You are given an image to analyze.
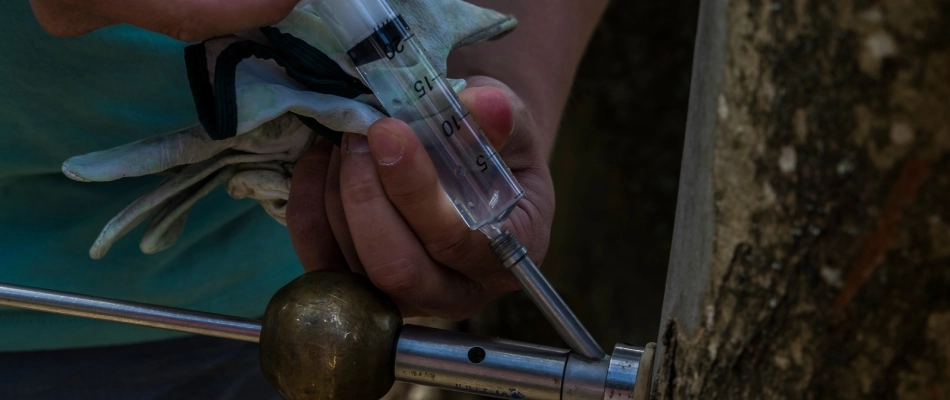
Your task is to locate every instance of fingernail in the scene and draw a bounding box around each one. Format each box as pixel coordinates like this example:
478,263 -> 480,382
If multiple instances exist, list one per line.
370,127 -> 405,165
345,133 -> 370,154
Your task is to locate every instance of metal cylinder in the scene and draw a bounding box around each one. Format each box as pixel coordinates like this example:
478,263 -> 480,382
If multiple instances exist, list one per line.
563,354 -> 611,400
0,283 -> 260,342
0,281 -> 652,400
603,344 -> 644,399
490,231 -> 607,361
395,324 -> 569,399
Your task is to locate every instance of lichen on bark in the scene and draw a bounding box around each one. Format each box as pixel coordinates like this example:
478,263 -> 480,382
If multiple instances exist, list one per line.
656,0 -> 950,398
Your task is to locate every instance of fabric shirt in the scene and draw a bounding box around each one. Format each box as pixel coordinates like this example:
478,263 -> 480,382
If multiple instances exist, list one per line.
0,2 -> 303,351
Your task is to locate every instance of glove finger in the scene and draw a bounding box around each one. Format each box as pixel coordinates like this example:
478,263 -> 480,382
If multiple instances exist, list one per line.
259,199 -> 288,226
141,208 -> 190,256
89,152 -> 283,259
233,161 -> 289,174
89,197 -> 170,260
233,72 -> 384,135
230,113 -> 319,158
227,169 -> 291,202
227,161 -> 293,228
140,166 -> 238,255
62,125 -> 230,182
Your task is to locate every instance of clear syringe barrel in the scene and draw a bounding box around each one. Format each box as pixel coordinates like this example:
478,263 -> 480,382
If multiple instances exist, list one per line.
314,0 -> 524,230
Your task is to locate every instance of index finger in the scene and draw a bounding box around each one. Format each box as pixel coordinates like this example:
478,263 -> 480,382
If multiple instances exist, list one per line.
286,139 -> 346,272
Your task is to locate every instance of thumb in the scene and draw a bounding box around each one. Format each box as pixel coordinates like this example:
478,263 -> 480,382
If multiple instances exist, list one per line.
457,85 -> 516,151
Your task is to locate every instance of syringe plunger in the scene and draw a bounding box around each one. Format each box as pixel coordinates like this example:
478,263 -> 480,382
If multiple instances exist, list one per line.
315,0 -> 393,47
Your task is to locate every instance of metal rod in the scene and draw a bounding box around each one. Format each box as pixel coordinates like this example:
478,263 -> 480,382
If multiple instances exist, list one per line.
0,283 -> 261,343
396,324 -> 570,399
489,231 -> 607,361
0,281 -> 645,399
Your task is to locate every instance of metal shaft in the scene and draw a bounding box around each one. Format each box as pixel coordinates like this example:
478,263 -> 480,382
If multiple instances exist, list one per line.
0,281 -> 648,399
396,324 -> 570,399
490,231 -> 607,360
0,283 -> 261,342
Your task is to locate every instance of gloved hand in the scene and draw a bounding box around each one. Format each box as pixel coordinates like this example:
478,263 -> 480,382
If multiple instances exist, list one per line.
63,0 -> 517,259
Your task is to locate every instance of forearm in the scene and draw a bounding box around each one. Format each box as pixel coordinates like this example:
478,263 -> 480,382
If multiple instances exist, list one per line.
448,0 -> 608,158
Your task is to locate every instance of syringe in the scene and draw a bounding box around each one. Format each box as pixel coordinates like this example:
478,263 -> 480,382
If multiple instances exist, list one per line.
314,0 -> 522,230
314,0 -> 605,361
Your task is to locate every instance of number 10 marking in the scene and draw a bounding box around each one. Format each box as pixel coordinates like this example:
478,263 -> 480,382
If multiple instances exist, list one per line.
441,113 -> 467,137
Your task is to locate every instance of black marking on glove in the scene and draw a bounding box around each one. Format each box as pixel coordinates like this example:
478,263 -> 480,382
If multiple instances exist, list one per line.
184,35 -> 370,141
296,114 -> 343,147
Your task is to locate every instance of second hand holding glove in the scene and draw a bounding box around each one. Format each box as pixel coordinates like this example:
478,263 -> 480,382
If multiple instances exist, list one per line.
62,0 -> 517,259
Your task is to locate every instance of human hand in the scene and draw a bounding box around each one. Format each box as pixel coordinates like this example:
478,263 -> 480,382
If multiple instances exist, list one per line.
29,0 -> 298,41
287,77 -> 555,320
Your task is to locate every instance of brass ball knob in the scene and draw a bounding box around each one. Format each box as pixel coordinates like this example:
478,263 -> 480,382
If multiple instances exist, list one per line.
260,270 -> 403,399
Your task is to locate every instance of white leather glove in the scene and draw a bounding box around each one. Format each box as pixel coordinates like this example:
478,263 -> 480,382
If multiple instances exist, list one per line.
62,0 -> 517,259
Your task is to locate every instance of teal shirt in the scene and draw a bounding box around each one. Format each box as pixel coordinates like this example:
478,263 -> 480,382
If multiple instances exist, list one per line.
0,3 -> 303,350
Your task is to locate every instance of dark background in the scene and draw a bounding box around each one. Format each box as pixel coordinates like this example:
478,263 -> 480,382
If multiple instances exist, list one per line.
458,0 -> 699,350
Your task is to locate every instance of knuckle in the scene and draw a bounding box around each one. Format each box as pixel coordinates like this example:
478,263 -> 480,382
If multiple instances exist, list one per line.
340,173 -> 385,207
383,175 -> 433,207
367,256 -> 420,297
508,183 -> 554,263
512,200 -> 541,241
424,230 -> 477,266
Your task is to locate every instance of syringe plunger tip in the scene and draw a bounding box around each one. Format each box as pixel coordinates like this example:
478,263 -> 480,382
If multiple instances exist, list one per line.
489,230 -> 529,270
479,223 -> 504,240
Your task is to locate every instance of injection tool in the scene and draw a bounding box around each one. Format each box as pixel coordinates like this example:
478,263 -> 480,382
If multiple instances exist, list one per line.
0,1 -> 657,398
314,0 -> 607,362
314,0 -> 523,230
0,272 -> 656,400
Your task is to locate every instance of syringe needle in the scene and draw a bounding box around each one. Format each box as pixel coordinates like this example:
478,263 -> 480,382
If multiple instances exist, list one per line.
489,230 -> 606,361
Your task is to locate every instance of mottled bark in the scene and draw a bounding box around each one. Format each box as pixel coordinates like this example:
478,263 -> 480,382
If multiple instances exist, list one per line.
656,0 -> 950,399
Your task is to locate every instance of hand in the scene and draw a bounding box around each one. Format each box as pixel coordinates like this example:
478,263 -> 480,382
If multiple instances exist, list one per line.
287,77 -> 555,320
29,0 -> 298,41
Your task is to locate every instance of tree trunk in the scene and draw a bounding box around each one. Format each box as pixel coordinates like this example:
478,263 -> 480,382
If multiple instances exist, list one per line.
655,0 -> 950,398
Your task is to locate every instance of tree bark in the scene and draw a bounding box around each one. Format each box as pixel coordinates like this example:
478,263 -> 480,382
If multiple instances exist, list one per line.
655,0 -> 950,398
